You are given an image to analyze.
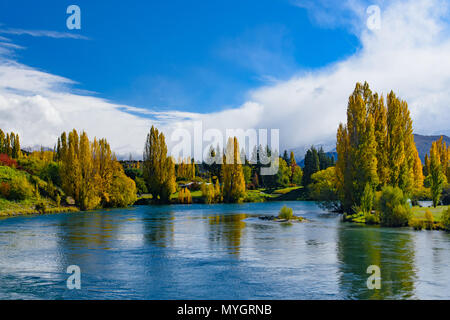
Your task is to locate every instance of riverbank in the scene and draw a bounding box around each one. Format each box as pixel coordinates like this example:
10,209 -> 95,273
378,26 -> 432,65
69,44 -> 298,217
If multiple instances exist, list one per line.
134,186 -> 307,205
344,205 -> 450,231
0,198 -> 79,217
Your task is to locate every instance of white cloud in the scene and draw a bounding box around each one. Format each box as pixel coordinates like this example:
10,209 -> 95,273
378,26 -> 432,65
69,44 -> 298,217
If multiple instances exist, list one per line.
0,28 -> 89,40
0,0 -> 449,160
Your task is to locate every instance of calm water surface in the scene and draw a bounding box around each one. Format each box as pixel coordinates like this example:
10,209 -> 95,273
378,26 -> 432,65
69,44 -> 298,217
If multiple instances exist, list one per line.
0,201 -> 449,300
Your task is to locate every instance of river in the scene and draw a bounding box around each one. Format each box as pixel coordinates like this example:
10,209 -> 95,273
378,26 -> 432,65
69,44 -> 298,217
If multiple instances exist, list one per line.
0,201 -> 449,299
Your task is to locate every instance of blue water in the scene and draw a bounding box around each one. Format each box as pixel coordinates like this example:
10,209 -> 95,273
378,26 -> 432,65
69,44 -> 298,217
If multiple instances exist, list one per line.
0,201 -> 450,300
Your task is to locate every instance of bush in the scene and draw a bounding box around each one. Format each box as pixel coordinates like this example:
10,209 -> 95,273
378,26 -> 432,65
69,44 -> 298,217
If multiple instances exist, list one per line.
35,201 -> 47,214
8,176 -> 34,200
424,209 -> 434,230
39,162 -> 61,187
308,167 -> 341,212
441,207 -> 450,231
364,211 -> 380,225
278,205 -> 293,220
106,172 -> 138,208
410,218 -> 425,230
0,182 -> 10,198
0,154 -> 17,167
55,194 -> 61,207
378,186 -> 411,227
134,176 -> 148,194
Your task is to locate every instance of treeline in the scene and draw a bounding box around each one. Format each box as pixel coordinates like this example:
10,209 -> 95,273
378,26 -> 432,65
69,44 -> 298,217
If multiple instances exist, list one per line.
0,129 -> 136,212
132,126 -> 311,204
0,129 -> 21,159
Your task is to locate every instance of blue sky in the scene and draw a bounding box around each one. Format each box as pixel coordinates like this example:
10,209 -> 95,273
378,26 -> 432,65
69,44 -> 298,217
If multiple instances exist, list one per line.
0,0 -> 449,158
0,0 -> 359,113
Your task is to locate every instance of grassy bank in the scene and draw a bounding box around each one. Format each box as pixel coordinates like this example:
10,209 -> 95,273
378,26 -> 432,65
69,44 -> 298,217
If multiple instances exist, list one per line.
0,198 -> 79,217
412,205 -> 449,222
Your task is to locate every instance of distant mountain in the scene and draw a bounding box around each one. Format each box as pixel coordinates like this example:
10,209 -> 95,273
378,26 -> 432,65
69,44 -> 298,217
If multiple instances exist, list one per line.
287,142 -> 336,166
292,134 -> 449,167
414,134 -> 450,161
21,145 -> 53,153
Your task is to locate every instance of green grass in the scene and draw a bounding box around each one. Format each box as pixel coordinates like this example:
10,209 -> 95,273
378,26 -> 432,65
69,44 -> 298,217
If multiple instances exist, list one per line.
0,165 -> 29,181
170,190 -> 202,200
0,197 -> 79,217
243,190 -> 274,202
272,186 -> 302,195
412,205 -> 449,222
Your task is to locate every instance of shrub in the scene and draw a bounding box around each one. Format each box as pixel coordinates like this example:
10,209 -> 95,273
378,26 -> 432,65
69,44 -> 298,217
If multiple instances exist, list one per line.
424,209 -> 434,230
0,182 -> 10,198
8,176 -> 34,200
106,172 -> 138,208
134,176 -> 148,194
441,207 -> 450,231
35,201 -> 47,214
278,205 -> 293,220
410,219 -> 424,230
378,186 -> 411,227
364,211 -> 380,225
55,194 -> 61,207
0,154 -> 17,167
39,162 -> 61,187
308,167 -> 341,212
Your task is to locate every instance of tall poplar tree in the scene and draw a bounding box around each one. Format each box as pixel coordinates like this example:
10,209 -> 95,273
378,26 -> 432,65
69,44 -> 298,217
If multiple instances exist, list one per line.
143,126 -> 176,203
221,137 -> 246,203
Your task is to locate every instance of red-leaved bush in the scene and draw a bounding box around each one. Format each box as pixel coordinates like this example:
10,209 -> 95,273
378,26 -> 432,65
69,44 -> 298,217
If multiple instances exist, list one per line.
0,182 -> 10,198
0,154 -> 17,168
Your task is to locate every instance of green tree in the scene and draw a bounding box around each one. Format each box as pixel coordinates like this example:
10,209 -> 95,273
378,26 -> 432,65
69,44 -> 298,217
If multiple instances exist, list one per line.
336,82 -> 379,213
303,147 -> 320,187
378,186 -> 411,227
291,166 -> 303,186
276,158 -> 291,187
309,167 -> 341,212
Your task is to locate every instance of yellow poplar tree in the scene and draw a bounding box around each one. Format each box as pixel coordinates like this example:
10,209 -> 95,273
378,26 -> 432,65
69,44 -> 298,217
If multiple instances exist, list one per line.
143,126 -> 176,203
221,137 -> 246,203
429,140 -> 446,207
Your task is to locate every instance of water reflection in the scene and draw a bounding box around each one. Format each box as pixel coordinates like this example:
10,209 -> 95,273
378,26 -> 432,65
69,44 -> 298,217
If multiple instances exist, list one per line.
57,211 -> 120,249
142,211 -> 175,247
1,202 -> 450,299
337,225 -> 417,299
208,213 -> 247,255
